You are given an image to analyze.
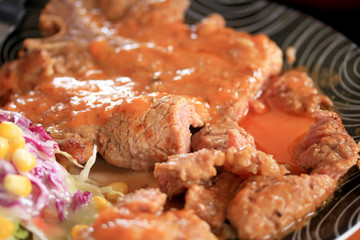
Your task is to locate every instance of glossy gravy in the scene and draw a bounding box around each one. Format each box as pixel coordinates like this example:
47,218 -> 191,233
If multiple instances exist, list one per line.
5,0 -> 305,180
239,105 -> 314,173
6,7 -> 282,134
90,104 -> 312,188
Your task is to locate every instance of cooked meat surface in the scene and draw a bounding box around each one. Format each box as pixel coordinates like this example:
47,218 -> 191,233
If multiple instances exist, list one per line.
56,132 -> 95,164
296,110 -> 359,180
99,0 -> 138,21
184,172 -> 241,232
265,70 -> 332,114
0,0 -> 359,239
154,149 -> 224,197
227,174 -> 337,240
155,146 -> 288,197
80,187 -> 216,240
86,208 -> 217,240
191,118 -> 255,151
115,188 -> 166,214
155,149 -> 225,181
1,0 -> 282,168
106,0 -> 190,25
224,146 -> 289,178
0,50 -> 52,106
98,95 -> 208,170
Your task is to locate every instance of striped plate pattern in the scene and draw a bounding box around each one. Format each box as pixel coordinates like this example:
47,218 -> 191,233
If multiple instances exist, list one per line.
0,1 -> 47,64
186,0 -> 360,139
186,0 -> 360,239
1,0 -> 360,239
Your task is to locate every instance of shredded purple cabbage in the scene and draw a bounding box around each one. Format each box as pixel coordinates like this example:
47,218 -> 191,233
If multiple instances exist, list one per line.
72,191 -> 92,211
0,110 -> 90,221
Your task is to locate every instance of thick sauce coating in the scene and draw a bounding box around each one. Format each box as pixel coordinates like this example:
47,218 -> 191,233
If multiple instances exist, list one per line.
4,0 -> 282,134
1,1 -> 358,239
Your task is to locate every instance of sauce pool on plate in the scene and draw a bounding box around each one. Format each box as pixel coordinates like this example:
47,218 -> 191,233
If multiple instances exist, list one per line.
239,106 -> 314,173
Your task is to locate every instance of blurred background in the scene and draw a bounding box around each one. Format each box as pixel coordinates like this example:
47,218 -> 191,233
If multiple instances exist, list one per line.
273,0 -> 360,46
1,0 -> 360,46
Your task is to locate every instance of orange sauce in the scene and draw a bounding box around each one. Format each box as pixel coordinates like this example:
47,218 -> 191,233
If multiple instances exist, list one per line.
239,106 -> 314,173
4,9 -> 283,131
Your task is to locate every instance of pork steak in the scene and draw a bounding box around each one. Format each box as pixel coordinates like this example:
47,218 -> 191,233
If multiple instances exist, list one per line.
98,95 -> 208,170
0,0 -> 283,169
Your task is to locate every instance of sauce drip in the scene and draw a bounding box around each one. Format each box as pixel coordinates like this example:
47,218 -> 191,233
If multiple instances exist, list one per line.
239,106 -> 314,173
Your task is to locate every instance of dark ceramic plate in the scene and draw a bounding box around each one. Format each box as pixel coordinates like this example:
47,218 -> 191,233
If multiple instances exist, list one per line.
1,0 -> 360,239
186,1 -> 360,239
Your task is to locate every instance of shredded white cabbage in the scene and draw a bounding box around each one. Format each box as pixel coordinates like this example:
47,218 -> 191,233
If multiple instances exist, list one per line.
55,149 -> 84,169
26,224 -> 48,240
66,145 -> 124,198
78,145 -> 97,183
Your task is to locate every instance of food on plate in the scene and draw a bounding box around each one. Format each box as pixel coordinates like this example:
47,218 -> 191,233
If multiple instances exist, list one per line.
0,0 -> 282,169
0,110 -> 92,239
227,173 -> 336,239
0,110 -> 130,239
85,188 -> 218,240
0,0 -> 359,239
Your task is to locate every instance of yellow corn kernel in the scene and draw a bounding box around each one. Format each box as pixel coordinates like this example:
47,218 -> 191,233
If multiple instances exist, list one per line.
104,182 -> 128,202
12,148 -> 37,172
70,224 -> 88,240
0,121 -> 23,140
0,216 -> 14,239
0,137 -> 9,159
8,136 -> 26,156
92,196 -> 109,212
3,174 -> 32,198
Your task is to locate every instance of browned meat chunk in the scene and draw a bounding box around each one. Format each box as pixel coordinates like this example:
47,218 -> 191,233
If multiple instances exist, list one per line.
85,208 -> 217,240
155,146 -> 287,197
191,118 -> 255,151
296,110 -> 360,180
101,0 -> 189,24
1,0 -> 283,167
1,0 -> 359,238
184,172 -> 241,232
196,14 -> 226,35
0,50 -> 52,106
116,188 -> 166,214
154,149 -> 224,197
155,149 -> 225,181
99,0 -> 138,20
224,145 -> 289,178
80,186 -> 216,240
265,70 -> 332,114
99,95 -> 208,171
227,174 -> 337,240
56,132 -> 95,164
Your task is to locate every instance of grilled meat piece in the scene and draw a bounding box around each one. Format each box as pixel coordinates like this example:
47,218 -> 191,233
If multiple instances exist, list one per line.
224,145 -> 289,179
227,174 -> 336,240
184,172 -> 241,232
265,70 -> 332,115
296,110 -> 360,180
115,188 -> 166,214
1,0 -> 282,167
82,188 -> 217,240
191,118 -> 255,151
154,148 -> 224,197
98,95 -> 208,171
87,208 -> 217,240
155,146 -> 288,197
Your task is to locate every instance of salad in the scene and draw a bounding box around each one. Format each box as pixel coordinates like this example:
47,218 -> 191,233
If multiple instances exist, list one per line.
0,110 -> 124,240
